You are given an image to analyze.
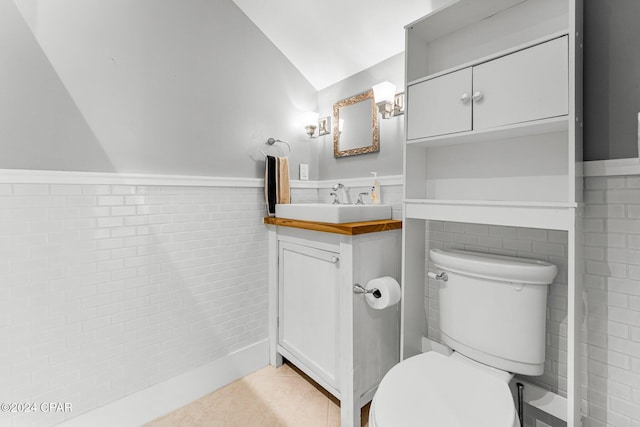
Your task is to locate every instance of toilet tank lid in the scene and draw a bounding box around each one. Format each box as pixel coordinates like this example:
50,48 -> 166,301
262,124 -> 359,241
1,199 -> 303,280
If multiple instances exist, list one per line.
430,249 -> 558,285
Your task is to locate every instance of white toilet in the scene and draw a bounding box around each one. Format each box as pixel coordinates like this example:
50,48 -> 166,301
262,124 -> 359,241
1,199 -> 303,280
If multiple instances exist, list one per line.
370,249 -> 558,427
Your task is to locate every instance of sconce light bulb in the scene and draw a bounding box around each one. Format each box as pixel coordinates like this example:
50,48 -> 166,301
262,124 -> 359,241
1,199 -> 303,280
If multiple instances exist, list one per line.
303,111 -> 319,138
372,81 -> 396,103
305,124 -> 317,138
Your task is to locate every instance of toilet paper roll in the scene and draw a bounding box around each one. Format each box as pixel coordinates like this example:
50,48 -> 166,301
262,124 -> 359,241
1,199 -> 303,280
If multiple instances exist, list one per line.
365,276 -> 401,310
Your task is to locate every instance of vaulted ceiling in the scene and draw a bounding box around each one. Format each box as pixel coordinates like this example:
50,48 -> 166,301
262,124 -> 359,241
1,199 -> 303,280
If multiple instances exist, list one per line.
232,0 -> 452,90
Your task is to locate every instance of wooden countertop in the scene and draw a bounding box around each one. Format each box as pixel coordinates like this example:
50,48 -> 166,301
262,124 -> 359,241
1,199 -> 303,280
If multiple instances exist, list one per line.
264,217 -> 402,236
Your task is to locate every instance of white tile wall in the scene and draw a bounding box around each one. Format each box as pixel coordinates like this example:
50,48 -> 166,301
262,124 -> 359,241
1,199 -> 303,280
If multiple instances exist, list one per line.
0,183 -> 269,426
0,177 -> 401,427
582,176 -> 640,427
10,173 -> 639,426
424,221 -> 569,403
424,174 -> 640,427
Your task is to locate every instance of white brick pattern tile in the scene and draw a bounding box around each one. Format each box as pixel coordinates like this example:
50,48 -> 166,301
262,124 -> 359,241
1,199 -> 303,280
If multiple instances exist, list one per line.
582,176 -> 640,426
424,175 -> 640,426
425,221 -> 569,403
0,184 -> 268,426
0,179 -> 401,427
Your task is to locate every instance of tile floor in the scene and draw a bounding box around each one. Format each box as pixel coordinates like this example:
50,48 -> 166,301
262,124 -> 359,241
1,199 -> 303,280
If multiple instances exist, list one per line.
145,362 -> 370,427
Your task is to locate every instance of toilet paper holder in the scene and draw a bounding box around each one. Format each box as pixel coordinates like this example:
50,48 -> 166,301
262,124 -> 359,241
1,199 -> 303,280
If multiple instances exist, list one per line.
353,284 -> 382,298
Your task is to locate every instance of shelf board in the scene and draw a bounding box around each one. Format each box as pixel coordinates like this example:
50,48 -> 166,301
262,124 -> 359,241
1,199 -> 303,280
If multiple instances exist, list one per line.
406,0 -> 526,43
404,199 -> 577,230
406,31 -> 569,88
406,116 -> 568,148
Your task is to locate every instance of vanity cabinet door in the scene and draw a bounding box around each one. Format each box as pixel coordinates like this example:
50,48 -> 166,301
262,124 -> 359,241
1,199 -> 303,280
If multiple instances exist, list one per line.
472,36 -> 569,130
278,242 -> 340,389
407,67 -> 473,140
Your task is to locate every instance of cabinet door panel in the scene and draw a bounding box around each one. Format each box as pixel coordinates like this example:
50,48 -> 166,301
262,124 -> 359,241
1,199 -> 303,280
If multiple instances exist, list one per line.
407,67 -> 472,139
279,242 -> 340,388
473,36 -> 568,130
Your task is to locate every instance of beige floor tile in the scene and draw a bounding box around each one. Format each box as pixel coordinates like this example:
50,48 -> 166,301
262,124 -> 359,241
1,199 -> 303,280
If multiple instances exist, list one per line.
250,363 -> 300,377
327,399 -> 370,427
147,362 -> 361,427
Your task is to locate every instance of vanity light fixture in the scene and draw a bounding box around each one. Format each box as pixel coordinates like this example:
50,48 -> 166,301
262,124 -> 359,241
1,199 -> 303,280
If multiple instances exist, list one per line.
372,81 -> 405,119
303,111 -> 319,138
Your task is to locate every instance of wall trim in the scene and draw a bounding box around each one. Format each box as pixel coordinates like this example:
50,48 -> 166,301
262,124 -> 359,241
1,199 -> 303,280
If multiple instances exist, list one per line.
6,163 -> 640,184
584,157 -> 640,177
58,339 -> 269,427
0,169 -> 264,187
317,174 -> 404,188
0,169 -> 404,188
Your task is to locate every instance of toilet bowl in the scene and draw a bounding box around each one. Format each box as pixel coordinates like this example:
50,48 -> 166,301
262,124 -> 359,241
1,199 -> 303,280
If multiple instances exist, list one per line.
369,351 -> 518,427
370,249 -> 557,427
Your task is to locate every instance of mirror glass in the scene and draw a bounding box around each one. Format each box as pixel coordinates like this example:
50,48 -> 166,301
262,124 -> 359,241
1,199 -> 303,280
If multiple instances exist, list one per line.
333,90 -> 379,158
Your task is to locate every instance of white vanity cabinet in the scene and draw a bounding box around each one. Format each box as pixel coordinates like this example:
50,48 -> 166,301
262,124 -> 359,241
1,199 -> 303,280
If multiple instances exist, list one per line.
407,36 -> 569,140
278,241 -> 341,389
265,218 -> 402,427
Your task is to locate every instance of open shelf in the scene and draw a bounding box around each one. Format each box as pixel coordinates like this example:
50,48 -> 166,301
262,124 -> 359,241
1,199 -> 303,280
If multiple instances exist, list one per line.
405,0 -> 526,45
406,0 -> 570,82
407,116 -> 568,148
404,199 -> 577,231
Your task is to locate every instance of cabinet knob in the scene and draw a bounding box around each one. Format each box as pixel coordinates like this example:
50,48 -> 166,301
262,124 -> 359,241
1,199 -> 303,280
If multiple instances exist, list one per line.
460,93 -> 470,103
472,91 -> 483,102
331,256 -> 339,264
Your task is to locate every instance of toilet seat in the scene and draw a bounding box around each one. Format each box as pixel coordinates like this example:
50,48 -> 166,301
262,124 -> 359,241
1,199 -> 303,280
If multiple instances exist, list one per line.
371,351 -> 517,427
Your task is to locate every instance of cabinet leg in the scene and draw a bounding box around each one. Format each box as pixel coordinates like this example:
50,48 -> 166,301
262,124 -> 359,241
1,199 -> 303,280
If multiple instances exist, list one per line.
340,397 -> 360,427
272,352 -> 283,369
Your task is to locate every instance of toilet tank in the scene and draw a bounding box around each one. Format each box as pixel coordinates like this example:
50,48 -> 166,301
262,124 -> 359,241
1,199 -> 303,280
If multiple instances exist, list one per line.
429,249 -> 558,376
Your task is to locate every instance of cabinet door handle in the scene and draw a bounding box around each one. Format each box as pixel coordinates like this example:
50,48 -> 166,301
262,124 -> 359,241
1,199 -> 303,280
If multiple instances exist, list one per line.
460,93 -> 470,103
472,91 -> 483,102
331,256 -> 339,264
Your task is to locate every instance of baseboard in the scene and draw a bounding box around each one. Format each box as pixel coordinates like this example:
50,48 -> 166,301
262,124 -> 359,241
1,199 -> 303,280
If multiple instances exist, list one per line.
57,339 -> 269,427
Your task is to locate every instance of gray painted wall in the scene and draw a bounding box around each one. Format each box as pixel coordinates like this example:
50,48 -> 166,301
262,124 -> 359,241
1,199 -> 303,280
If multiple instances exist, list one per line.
584,0 -> 640,160
316,53 -> 405,180
3,0 -> 637,179
1,0 -> 318,178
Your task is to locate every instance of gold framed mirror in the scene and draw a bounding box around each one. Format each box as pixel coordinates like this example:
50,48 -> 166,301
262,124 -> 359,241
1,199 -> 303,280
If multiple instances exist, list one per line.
333,89 -> 379,158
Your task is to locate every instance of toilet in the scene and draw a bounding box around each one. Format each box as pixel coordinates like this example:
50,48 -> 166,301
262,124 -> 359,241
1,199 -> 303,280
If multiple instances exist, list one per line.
370,249 -> 558,427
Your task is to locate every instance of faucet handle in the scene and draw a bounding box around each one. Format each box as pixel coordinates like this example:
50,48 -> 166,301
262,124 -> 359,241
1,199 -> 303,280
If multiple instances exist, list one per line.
329,192 -> 340,204
356,192 -> 369,205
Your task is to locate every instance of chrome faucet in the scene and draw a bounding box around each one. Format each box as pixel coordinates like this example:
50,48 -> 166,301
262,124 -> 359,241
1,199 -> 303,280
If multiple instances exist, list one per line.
356,192 -> 369,205
331,183 -> 352,204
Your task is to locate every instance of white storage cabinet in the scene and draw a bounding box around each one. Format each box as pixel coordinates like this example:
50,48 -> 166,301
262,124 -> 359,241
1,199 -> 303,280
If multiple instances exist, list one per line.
407,36 -> 569,140
402,0 -> 583,425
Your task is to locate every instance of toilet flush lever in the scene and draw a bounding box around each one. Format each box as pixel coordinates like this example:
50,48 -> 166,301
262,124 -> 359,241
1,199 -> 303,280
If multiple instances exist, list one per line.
427,271 -> 448,281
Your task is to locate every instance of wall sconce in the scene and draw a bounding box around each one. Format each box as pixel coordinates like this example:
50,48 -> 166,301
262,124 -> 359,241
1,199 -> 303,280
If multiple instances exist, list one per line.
318,116 -> 331,136
303,111 -> 319,138
372,81 -> 405,119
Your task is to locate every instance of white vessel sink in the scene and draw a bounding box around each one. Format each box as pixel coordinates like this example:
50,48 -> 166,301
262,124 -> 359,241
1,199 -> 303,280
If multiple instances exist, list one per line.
275,203 -> 392,224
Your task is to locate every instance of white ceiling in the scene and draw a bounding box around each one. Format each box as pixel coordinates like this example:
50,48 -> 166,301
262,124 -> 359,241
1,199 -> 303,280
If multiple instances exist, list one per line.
232,0 -> 452,90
